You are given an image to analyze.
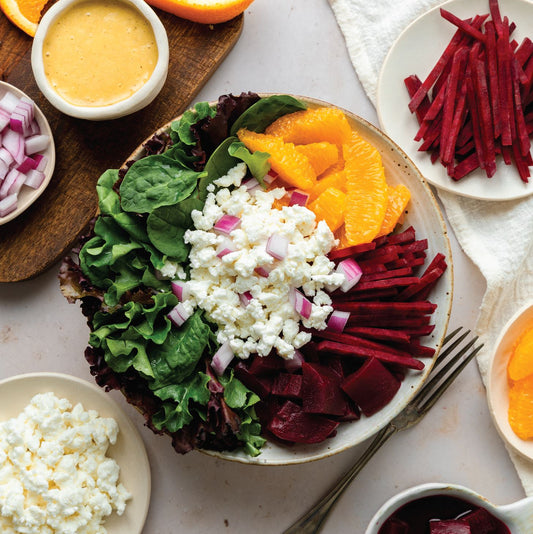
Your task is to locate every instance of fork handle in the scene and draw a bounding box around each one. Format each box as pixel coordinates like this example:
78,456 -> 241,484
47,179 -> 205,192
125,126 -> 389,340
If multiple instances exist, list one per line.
282,424 -> 398,534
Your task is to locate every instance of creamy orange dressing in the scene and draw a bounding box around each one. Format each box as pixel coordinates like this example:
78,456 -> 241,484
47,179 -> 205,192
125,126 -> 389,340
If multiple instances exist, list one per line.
42,0 -> 158,107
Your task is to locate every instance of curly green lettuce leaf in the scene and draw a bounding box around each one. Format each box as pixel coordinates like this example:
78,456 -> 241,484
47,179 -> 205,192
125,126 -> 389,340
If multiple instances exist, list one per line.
170,101 -> 217,146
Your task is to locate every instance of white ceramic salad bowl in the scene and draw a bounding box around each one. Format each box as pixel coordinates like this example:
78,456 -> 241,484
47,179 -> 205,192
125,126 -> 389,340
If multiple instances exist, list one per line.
365,482 -> 533,533
117,95 -> 453,465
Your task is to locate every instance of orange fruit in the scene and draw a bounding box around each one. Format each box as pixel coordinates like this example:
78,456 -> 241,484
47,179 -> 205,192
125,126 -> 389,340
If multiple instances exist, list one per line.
508,326 -> 533,382
145,0 -> 254,24
308,170 -> 346,203
295,142 -> 339,176
377,184 -> 411,237
508,374 -> 533,440
308,187 -> 346,232
265,107 -> 352,146
0,0 -> 46,36
342,131 -> 388,246
237,128 -> 316,190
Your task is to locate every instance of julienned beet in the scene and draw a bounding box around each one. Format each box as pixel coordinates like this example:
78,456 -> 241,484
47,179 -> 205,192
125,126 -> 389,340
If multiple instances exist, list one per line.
59,92 -> 447,457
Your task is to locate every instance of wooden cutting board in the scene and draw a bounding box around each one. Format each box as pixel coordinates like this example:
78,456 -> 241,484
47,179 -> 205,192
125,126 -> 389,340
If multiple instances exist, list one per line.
0,10 -> 243,283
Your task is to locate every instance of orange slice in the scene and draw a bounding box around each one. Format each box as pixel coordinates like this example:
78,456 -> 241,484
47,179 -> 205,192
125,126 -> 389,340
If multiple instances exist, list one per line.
508,326 -> 533,382
295,142 -> 339,176
0,0 -> 46,36
265,107 -> 352,146
308,170 -> 346,203
508,374 -> 533,440
377,184 -> 411,237
342,131 -> 388,246
145,0 -> 254,24
308,187 -> 346,232
237,128 -> 316,190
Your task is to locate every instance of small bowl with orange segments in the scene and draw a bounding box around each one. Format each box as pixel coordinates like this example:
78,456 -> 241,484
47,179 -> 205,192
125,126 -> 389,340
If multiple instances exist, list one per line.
60,93 -> 453,466
487,300 -> 533,463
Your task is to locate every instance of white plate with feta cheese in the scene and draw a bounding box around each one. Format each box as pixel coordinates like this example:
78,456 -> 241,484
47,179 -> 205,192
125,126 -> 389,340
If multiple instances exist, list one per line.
0,372 -> 151,533
120,95 -> 453,465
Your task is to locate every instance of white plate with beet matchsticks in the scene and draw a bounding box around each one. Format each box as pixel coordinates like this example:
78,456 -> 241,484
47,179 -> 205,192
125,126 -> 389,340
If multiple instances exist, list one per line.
377,0 -> 533,201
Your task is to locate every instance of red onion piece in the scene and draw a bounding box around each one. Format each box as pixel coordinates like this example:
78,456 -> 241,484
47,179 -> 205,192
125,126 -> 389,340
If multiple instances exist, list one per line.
0,92 -> 19,114
289,288 -> 313,319
263,169 -> 278,185
0,169 -> 21,199
24,169 -> 45,189
242,177 -> 260,191
336,258 -> 363,292
289,189 -> 309,207
167,302 -> 192,327
254,265 -> 272,278
25,134 -> 49,155
171,281 -> 190,302
0,193 -> 17,217
213,214 -> 241,235
284,349 -> 304,371
33,154 -> 48,172
211,341 -> 234,376
2,129 -> 25,164
326,310 -> 350,333
0,158 -> 8,181
16,156 -> 37,174
7,171 -> 25,197
216,237 -> 237,258
0,109 -> 10,131
239,291 -> 253,307
266,233 -> 289,260
0,147 -> 14,167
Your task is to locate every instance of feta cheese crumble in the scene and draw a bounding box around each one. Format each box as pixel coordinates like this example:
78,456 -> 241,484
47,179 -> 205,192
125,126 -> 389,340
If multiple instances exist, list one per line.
0,392 -> 131,534
183,164 -> 345,359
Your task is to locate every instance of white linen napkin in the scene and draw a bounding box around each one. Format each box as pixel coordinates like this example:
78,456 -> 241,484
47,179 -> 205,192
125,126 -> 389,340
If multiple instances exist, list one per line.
329,0 -> 533,494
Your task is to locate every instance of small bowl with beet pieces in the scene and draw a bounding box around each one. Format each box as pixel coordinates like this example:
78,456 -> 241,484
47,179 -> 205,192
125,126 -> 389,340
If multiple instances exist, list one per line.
366,482 -> 533,533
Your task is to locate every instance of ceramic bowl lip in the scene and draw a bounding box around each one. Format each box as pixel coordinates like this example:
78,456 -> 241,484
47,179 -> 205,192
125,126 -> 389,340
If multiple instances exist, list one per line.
31,0 -> 169,121
486,299 -> 533,462
364,482 -> 500,534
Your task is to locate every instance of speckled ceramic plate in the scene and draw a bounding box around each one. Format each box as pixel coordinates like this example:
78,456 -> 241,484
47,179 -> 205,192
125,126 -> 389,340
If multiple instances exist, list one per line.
0,373 -> 151,533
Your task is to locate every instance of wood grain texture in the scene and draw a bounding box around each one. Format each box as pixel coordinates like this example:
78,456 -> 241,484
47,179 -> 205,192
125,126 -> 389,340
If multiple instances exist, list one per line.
0,10 -> 243,282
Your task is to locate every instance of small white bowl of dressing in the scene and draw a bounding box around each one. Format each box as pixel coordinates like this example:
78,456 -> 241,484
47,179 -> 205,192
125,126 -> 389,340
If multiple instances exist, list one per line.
31,0 -> 169,121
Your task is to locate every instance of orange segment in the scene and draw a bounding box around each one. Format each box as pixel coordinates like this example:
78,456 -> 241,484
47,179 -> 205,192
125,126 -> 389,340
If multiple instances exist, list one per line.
145,0 -> 254,24
342,131 -> 388,246
308,170 -> 346,203
308,187 -> 346,232
377,184 -> 411,237
237,128 -> 316,190
265,107 -> 352,146
508,374 -> 533,440
508,326 -> 533,382
295,142 -> 339,176
0,0 -> 46,36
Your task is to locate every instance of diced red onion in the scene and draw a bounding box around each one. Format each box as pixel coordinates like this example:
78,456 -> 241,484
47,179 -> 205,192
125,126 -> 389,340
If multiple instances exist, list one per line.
0,158 -> 8,181
2,129 -> 25,164
216,237 -> 237,258
167,302 -> 192,327
0,147 -> 14,167
336,258 -> 363,292
0,193 -> 17,217
0,109 -> 10,131
242,177 -> 261,191
254,265 -> 272,278
171,281 -> 190,302
263,169 -> 278,184
239,291 -> 253,307
211,341 -> 234,376
0,92 -> 19,114
24,169 -> 45,189
266,233 -> 289,260
0,169 -> 21,199
284,349 -> 304,371
7,171 -> 25,197
289,189 -> 309,207
289,288 -> 313,319
25,134 -> 49,155
9,113 -> 25,134
33,154 -> 47,172
28,119 -> 40,136
326,310 -> 350,333
16,156 -> 37,174
213,214 -> 241,235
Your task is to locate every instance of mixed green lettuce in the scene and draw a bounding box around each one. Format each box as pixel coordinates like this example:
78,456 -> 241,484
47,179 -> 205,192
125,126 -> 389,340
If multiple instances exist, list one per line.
61,93 -> 307,456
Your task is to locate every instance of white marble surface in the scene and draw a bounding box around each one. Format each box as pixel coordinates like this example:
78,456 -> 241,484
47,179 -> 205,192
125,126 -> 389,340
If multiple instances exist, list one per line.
0,0 -> 527,532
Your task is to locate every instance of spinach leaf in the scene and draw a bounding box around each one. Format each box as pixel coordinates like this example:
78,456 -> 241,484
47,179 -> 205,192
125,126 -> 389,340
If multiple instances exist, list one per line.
147,195 -> 203,260
120,154 -> 201,213
230,94 -> 307,135
228,141 -> 271,182
170,101 -> 216,145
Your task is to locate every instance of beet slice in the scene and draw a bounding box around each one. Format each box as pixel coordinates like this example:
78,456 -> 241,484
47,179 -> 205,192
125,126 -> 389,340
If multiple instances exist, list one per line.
267,400 -> 339,444
248,352 -> 285,375
380,518 -> 410,534
271,373 -> 303,399
301,362 -> 347,416
234,362 -> 272,398
461,507 -> 500,531
429,519 -> 471,533
341,357 -> 401,416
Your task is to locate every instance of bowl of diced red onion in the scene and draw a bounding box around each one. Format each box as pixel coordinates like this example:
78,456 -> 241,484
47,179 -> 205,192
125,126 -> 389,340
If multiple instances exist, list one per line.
0,81 -> 55,225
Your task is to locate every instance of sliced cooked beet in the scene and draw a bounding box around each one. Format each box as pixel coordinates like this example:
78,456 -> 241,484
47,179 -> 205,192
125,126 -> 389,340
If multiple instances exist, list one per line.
429,519 -> 471,533
267,400 -> 339,444
234,362 -> 272,398
380,518 -> 410,534
248,352 -> 286,375
341,357 -> 401,416
271,373 -> 303,399
301,362 -> 347,416
461,507 -> 499,531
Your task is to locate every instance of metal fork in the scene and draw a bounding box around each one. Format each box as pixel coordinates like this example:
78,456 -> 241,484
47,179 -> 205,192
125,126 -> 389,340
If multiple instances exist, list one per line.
282,326 -> 483,534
